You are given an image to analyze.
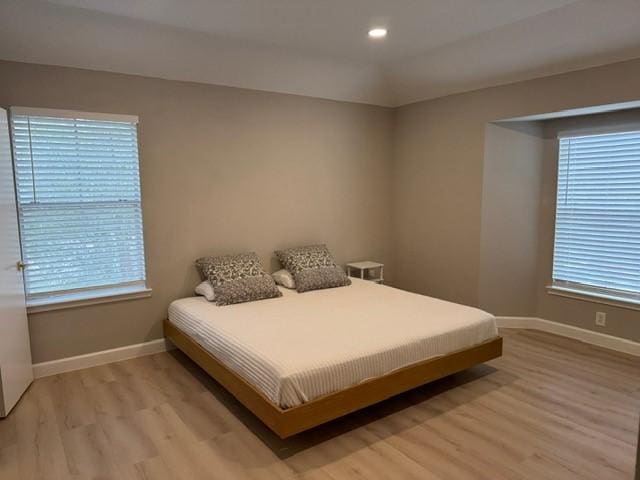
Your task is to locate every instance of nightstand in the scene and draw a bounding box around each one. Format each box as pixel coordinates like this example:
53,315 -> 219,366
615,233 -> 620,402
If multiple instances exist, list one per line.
346,261 -> 384,284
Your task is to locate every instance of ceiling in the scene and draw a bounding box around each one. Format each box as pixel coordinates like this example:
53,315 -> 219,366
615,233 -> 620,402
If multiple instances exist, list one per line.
2,0 -> 640,106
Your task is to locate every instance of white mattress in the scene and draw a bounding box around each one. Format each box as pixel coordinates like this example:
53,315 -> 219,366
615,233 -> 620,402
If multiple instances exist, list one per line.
168,279 -> 498,408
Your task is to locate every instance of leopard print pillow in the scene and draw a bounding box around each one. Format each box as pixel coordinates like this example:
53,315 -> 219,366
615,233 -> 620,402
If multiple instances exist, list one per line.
213,276 -> 282,306
275,245 -> 351,293
195,252 -> 282,306
294,267 -> 352,293
196,252 -> 263,285
275,244 -> 335,274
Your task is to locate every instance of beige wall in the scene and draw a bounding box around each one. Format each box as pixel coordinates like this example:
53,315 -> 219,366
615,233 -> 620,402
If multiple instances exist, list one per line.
479,121 -> 545,317
3,56 -> 640,362
393,58 -> 640,341
535,110 -> 640,341
476,111 -> 640,340
0,61 -> 394,362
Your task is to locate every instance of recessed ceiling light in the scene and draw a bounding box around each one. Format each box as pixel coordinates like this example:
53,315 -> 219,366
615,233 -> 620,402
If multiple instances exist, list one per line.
368,28 -> 387,39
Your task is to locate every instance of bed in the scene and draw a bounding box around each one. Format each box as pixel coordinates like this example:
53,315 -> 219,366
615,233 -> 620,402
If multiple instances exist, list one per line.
165,278 -> 502,438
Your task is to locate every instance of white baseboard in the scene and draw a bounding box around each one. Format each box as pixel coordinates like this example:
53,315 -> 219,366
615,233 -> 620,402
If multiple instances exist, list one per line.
33,338 -> 175,378
31,317 -> 639,378
495,316 -> 640,356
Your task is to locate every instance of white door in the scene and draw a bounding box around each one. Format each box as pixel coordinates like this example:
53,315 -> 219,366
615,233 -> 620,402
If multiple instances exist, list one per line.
0,107 -> 33,417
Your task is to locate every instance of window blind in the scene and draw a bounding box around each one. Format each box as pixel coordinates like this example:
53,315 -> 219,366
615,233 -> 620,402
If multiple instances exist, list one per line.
10,109 -> 146,301
552,130 -> 640,301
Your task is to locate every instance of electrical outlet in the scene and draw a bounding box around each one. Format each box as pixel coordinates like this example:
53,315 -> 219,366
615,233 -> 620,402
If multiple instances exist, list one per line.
595,312 -> 606,327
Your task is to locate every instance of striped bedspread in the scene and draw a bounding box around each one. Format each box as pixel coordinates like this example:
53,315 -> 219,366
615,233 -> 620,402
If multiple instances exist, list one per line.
168,278 -> 497,408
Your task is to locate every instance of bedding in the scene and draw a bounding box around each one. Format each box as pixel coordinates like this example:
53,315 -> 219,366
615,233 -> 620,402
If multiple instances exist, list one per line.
272,269 -> 296,289
168,278 -> 498,408
195,280 -> 215,301
213,276 -> 282,306
195,252 -> 264,284
275,244 -> 351,292
194,252 -> 281,306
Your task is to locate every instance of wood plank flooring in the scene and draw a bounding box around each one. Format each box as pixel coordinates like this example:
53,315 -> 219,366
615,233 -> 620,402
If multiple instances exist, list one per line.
0,328 -> 638,479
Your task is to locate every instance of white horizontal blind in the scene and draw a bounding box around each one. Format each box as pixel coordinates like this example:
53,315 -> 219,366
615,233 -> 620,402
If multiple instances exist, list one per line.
10,110 -> 146,299
552,130 -> 640,300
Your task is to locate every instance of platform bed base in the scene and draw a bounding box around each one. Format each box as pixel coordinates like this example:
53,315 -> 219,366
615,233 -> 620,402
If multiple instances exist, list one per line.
163,319 -> 503,438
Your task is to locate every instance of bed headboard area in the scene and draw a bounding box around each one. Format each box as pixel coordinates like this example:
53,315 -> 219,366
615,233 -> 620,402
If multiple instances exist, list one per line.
0,60 -> 393,362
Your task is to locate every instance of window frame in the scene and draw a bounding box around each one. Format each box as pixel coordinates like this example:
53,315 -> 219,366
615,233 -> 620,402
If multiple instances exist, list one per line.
548,125 -> 640,309
9,107 -> 151,312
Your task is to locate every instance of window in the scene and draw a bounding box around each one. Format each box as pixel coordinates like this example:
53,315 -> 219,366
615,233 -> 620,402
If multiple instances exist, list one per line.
10,107 -> 148,308
551,129 -> 640,304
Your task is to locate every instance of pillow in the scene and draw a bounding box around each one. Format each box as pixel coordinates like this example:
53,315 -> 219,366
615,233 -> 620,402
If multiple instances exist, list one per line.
275,244 -> 351,293
195,252 -> 282,306
196,252 -> 263,282
195,280 -> 215,301
213,276 -> 282,306
272,269 -> 296,289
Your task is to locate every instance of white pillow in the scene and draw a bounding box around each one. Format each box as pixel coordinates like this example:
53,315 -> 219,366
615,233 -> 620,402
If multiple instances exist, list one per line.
272,269 -> 296,289
195,280 -> 215,301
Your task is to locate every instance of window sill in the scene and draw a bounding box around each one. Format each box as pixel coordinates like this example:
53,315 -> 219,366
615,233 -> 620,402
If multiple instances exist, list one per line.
546,285 -> 640,312
27,285 -> 152,314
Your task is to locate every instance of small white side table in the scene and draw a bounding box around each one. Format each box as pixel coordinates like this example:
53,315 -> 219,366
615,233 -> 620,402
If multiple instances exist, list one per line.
346,261 -> 384,284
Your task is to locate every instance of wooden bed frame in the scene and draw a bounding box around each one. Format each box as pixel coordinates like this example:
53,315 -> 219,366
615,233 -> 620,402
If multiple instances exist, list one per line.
164,319 -> 502,438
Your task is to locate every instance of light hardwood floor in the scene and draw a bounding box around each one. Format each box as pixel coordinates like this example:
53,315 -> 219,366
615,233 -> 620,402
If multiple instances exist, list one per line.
0,328 -> 638,480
